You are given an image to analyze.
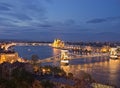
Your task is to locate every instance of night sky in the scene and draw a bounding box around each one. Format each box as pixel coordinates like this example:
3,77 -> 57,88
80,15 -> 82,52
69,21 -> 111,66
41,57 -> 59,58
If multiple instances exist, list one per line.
0,0 -> 120,41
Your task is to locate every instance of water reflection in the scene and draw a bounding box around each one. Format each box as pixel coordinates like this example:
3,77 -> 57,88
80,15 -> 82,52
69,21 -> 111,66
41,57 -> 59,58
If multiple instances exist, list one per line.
52,48 -> 61,56
61,58 -> 120,87
14,46 -> 120,87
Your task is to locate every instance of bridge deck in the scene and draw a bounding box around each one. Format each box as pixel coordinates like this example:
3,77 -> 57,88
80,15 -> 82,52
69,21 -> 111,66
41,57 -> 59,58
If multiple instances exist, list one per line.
37,53 -> 109,63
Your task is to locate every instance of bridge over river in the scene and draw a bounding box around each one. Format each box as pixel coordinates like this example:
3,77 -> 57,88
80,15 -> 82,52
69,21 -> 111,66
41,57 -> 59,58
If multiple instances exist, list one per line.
36,53 -> 109,63
1,42 -> 109,64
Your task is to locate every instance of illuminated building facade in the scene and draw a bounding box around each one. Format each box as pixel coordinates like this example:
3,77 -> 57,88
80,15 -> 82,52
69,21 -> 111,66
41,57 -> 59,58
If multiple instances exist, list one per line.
52,39 -> 65,48
101,46 -> 110,53
0,43 -> 22,64
0,52 -> 19,64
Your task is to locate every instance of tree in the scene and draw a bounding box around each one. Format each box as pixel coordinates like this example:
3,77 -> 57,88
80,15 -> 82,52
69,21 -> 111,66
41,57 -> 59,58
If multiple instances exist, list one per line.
11,67 -> 34,88
68,73 -> 73,79
32,80 -> 43,88
31,55 -> 39,65
41,80 -> 54,88
0,67 -> 35,88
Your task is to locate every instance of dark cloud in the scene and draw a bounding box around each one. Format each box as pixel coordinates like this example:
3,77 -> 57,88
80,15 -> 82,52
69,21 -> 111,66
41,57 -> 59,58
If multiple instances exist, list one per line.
94,32 -> 120,41
0,17 -> 18,23
0,2 -> 13,8
0,0 -> 49,29
19,0 -> 47,20
9,13 -> 32,21
0,0 -> 119,41
0,17 -> 21,27
0,2 -> 14,11
87,16 -> 120,24
0,0 -> 47,27
64,19 -> 75,25
87,18 -> 107,23
0,5 -> 11,11
107,16 -> 120,21
0,21 -> 16,27
40,24 -> 52,28
0,17 -> 10,21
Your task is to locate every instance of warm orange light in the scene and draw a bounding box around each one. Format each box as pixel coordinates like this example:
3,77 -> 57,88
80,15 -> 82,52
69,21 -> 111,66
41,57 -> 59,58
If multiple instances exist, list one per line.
42,69 -> 46,72
52,39 -> 65,48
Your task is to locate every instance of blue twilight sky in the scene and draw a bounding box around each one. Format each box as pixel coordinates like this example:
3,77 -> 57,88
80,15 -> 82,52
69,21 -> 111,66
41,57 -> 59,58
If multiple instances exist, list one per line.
0,0 -> 120,41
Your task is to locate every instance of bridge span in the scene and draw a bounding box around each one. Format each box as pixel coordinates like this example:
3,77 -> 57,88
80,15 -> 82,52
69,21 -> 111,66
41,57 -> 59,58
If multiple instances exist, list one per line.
35,53 -> 109,63
1,43 -> 16,50
15,43 -> 51,46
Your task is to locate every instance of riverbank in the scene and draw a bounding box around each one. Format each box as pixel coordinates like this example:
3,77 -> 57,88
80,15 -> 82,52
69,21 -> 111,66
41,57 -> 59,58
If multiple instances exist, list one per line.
71,53 -> 109,59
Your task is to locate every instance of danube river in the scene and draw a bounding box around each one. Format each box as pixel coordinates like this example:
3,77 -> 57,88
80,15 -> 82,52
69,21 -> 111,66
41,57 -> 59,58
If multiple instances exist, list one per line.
14,46 -> 60,59
14,46 -> 120,87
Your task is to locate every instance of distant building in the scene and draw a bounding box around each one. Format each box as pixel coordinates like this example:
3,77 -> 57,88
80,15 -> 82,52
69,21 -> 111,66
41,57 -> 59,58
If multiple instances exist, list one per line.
84,46 -> 92,51
0,43 -> 16,51
110,47 -> 120,59
0,51 -> 19,64
0,43 -> 23,64
52,39 -> 65,48
101,46 -> 110,53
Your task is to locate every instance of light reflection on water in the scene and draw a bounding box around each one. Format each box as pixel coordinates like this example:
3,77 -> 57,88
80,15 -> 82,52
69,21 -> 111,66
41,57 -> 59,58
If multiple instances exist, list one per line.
14,46 -> 120,87
61,58 -> 120,87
